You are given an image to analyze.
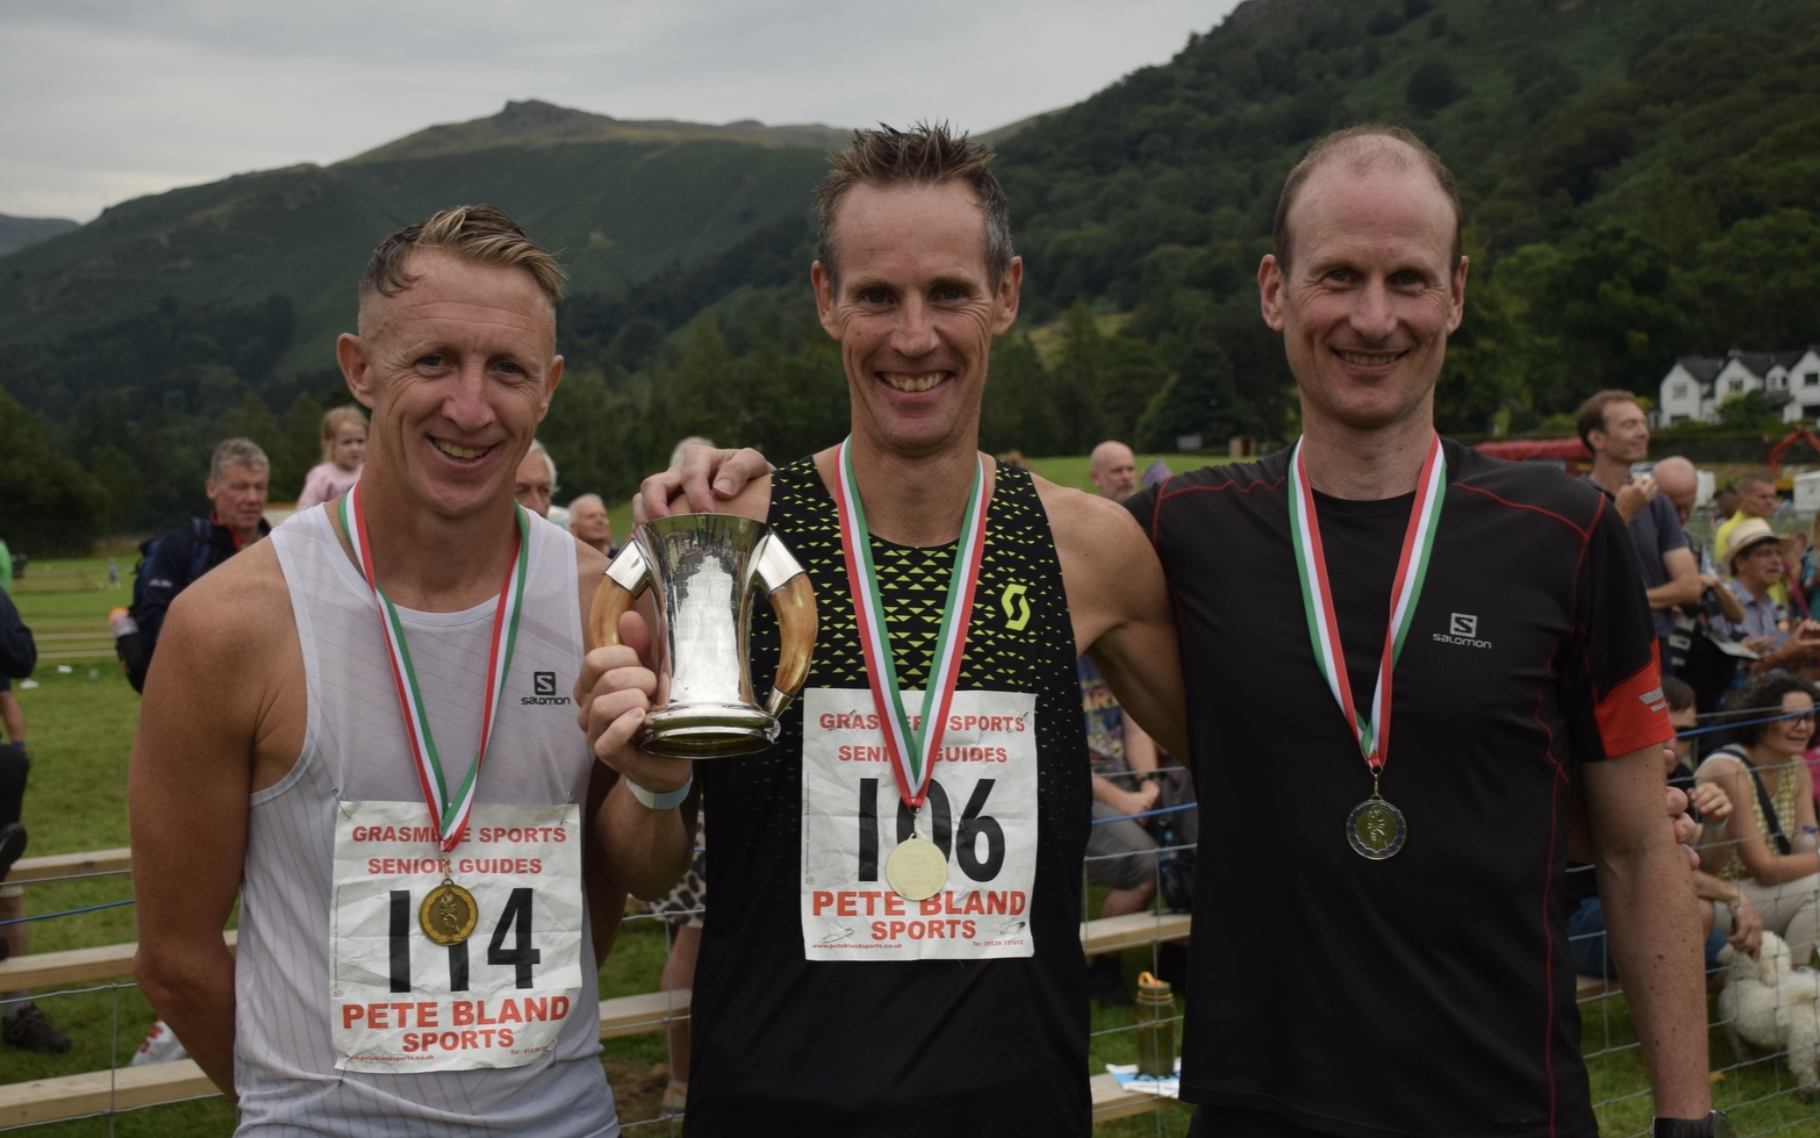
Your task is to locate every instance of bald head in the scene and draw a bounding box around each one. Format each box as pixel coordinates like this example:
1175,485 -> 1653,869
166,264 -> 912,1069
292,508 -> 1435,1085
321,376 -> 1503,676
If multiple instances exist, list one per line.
567,492 -> 612,553
1274,125 -> 1462,277
1653,456 -> 1698,521
1090,441 -> 1138,502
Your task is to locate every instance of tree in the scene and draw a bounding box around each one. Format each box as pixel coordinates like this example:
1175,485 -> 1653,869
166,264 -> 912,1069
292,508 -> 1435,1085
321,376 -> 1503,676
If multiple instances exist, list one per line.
1676,210 -> 1820,352
1716,391 -> 1783,431
0,387 -> 108,554
1135,332 -> 1257,451
1406,61 -> 1464,114
981,334 -> 1069,458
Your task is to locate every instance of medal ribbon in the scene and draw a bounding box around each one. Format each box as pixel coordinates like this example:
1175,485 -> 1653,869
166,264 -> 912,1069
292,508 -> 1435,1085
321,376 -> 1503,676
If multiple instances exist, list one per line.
1286,433 -> 1446,774
341,486 -> 530,852
831,438 -> 989,810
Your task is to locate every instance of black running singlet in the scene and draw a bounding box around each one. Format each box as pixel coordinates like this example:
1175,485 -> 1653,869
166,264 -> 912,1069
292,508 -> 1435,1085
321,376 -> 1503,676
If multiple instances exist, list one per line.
686,457 -> 1092,1138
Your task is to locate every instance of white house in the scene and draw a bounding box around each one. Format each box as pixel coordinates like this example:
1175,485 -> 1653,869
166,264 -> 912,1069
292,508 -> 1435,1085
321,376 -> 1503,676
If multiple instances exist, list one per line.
1656,346 -> 1820,425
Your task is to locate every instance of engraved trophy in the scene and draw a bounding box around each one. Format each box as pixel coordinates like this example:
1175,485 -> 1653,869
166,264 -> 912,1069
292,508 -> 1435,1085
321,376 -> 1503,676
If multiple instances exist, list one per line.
590,514 -> 816,758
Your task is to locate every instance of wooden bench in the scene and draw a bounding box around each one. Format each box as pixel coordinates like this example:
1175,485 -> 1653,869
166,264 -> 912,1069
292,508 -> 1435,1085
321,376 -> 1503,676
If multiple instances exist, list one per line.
0,1059 -> 218,1127
0,1029 -> 1169,1130
4,847 -> 133,885
1080,911 -> 1192,956
0,933 -> 237,993
0,987 -> 698,1127
1090,1071 -> 1175,1121
0,911 -> 1189,993
0,904 -> 1186,1126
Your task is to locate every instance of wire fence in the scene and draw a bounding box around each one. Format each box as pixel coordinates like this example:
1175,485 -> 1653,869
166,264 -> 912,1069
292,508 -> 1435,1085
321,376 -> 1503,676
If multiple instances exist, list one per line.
5,766 -> 1820,1135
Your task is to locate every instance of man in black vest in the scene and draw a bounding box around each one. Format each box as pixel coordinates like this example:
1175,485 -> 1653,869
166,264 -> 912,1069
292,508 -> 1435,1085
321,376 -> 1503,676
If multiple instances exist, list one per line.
586,124 -> 1188,1136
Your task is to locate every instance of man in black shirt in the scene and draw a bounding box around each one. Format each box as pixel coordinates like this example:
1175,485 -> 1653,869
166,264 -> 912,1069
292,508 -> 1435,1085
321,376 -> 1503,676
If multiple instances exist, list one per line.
1125,127 -> 1713,1138
119,438 -> 272,692
1576,391 -> 1706,669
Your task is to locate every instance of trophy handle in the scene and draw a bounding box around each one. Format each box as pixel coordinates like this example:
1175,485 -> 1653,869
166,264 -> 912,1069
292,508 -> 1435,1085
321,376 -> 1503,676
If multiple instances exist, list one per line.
753,533 -> 816,718
588,544 -> 652,651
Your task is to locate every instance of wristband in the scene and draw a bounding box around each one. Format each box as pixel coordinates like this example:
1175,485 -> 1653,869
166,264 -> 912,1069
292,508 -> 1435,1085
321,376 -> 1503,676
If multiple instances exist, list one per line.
626,773 -> 692,810
1653,1110 -> 1733,1138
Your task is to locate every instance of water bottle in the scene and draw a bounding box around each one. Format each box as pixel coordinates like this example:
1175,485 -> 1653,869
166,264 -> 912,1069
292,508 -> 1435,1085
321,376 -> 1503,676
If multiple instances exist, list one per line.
108,608 -> 137,638
1133,970 -> 1175,1079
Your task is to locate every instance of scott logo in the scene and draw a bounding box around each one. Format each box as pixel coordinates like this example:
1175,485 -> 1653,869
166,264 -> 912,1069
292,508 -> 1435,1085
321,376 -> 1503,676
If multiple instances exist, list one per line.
1449,613 -> 1478,637
1001,583 -> 1031,632
522,671 -> 571,707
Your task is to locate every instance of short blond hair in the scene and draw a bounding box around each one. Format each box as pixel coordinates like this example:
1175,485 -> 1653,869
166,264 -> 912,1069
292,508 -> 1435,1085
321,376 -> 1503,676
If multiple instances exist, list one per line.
360,204 -> 566,307
319,405 -> 369,463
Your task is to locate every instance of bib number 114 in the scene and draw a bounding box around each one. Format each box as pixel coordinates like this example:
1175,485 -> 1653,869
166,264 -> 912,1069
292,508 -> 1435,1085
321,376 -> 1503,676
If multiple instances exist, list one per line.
387,887 -> 541,993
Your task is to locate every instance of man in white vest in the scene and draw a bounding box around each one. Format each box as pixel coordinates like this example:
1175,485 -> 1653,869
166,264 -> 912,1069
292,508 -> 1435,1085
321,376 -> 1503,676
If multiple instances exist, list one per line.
130,204 -> 691,1135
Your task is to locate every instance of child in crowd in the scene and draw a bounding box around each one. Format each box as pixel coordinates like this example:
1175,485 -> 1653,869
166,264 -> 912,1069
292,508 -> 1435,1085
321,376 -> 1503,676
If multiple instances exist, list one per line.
296,406 -> 367,509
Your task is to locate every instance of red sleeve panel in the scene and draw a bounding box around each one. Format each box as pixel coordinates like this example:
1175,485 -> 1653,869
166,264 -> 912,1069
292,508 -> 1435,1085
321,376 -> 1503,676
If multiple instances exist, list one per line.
1592,643 -> 1675,758
1564,496 -> 1675,763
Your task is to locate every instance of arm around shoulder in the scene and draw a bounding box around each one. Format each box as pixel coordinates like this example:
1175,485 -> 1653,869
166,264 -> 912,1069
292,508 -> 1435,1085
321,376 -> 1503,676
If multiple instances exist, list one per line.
1040,484 -> 1189,760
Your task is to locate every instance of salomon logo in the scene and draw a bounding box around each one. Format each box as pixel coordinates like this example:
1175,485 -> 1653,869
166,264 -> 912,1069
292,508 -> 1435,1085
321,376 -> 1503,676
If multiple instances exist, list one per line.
522,670 -> 572,707
1433,614 -> 1492,650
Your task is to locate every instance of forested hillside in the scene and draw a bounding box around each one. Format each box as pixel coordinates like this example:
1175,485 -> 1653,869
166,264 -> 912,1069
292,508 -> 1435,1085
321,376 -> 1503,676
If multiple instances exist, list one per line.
994,0 -> 1820,442
3,0 -> 1818,553
0,100 -> 838,378
544,0 -> 1820,499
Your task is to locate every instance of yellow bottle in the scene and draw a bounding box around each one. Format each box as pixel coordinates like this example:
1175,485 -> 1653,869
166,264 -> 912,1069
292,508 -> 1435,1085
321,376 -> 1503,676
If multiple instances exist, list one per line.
1133,970 -> 1175,1079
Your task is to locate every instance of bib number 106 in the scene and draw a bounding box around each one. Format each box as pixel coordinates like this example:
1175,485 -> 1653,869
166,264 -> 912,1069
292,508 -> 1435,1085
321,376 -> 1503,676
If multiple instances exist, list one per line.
856,777 -> 1005,882
387,887 -> 541,994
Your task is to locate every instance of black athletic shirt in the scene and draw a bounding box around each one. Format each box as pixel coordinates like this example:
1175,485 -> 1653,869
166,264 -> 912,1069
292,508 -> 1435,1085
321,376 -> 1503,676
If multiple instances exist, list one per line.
1125,440 -> 1672,1138
687,458 -> 1091,1137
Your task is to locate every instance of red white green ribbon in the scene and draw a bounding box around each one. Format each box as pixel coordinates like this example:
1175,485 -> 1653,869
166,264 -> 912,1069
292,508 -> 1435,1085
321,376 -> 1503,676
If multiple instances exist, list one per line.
342,486 -> 530,852
1286,434 -> 1446,772
832,438 -> 989,810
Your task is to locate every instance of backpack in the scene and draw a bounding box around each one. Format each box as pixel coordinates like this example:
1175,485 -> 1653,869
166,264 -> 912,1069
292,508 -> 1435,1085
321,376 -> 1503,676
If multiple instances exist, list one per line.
120,519 -> 218,693
128,518 -> 216,627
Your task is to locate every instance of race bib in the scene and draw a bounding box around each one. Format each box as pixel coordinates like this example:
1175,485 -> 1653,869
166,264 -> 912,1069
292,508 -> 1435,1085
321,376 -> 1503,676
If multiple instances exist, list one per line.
801,688 -> 1038,961
331,801 -> 585,1073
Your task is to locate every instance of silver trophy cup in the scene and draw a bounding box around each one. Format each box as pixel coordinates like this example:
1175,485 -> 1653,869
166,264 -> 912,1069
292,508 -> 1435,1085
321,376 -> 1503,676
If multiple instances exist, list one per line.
589,514 -> 816,758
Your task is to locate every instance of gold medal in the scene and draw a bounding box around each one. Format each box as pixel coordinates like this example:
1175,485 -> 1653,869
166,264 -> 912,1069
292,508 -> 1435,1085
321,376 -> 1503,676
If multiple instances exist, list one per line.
884,834 -> 949,901
419,875 -> 479,945
1347,795 -> 1407,860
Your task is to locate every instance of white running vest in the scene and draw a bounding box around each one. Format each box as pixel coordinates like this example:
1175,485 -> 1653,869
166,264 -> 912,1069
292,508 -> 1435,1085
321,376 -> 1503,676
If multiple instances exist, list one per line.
238,505 -> 617,1136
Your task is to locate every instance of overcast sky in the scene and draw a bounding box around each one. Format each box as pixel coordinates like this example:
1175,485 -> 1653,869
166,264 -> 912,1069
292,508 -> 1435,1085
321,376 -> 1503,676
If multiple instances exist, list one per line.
1,0 -> 1242,222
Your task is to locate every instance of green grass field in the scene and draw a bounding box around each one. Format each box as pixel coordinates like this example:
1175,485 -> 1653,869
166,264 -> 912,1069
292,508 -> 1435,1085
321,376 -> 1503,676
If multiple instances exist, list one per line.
4,559 -> 1817,1136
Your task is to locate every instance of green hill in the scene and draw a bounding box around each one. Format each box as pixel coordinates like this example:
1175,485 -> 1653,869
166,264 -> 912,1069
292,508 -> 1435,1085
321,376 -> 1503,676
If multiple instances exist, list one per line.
0,100 -> 840,384
994,0 -> 1820,435
0,213 -> 78,258
5,0 -> 1819,555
